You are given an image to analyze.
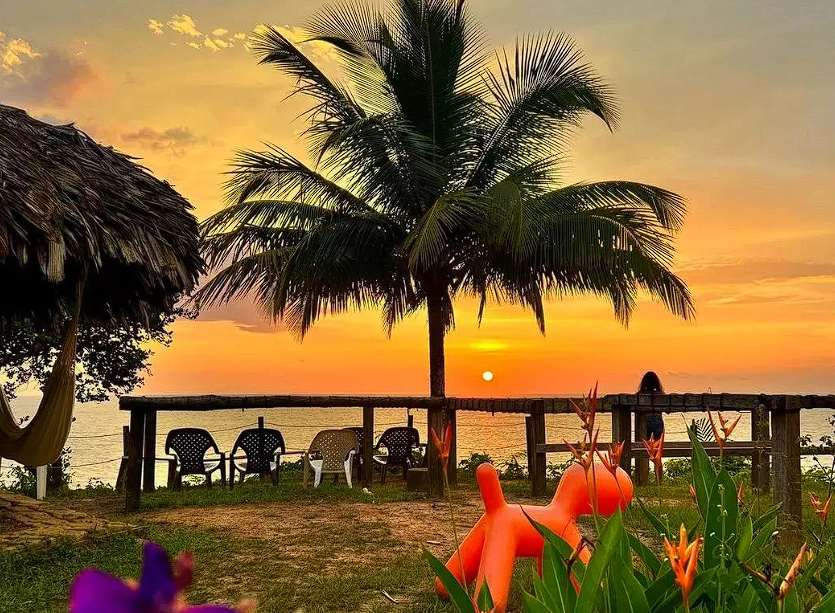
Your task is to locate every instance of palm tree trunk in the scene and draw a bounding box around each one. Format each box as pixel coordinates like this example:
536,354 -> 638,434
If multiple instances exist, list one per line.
427,292 -> 456,495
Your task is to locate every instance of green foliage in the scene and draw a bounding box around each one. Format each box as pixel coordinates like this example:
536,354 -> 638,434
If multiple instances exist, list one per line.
429,433 -> 834,612
459,452 -> 495,475
196,0 -> 693,348
665,456 -> 750,481
0,310 -> 187,403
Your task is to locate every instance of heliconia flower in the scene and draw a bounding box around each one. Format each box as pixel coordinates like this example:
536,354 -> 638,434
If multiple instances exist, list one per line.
809,493 -> 832,524
430,422 -> 453,471
565,429 -> 599,472
688,484 -> 697,505
737,481 -> 744,504
707,409 -> 741,451
70,542 -> 253,613
642,431 -> 665,483
570,382 -> 599,437
596,441 -> 624,476
778,542 -> 808,601
663,524 -> 702,610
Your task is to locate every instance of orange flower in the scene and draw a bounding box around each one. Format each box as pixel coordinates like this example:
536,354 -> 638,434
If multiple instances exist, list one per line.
642,431 -> 665,483
689,484 -> 697,505
737,481 -> 744,504
809,493 -> 832,524
565,430 -> 599,472
596,441 -> 624,476
663,524 -> 702,610
707,409 -> 741,451
570,382 -> 599,437
778,542 -> 808,601
430,422 -> 453,471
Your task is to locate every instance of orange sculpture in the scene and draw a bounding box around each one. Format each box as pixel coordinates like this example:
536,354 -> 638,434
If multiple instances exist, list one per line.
435,461 -> 633,613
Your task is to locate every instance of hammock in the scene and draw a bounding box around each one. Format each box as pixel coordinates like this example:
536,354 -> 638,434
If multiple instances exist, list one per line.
0,296 -> 80,466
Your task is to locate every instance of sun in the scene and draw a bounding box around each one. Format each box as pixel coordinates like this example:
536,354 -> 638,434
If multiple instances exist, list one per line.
482,370 -> 494,382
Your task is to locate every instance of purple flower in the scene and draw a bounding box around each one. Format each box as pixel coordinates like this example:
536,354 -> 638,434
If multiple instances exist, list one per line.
70,542 -> 251,613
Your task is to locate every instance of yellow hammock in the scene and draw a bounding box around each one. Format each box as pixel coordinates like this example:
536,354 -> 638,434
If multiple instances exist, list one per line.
0,298 -> 80,466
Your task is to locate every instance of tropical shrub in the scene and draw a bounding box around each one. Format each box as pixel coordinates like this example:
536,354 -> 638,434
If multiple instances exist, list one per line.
429,428 -> 835,613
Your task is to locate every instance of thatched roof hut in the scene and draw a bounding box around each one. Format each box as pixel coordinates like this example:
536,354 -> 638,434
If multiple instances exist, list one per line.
0,104 -> 204,327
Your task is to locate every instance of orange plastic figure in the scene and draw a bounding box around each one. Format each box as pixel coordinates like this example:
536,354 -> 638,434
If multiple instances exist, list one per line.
435,462 -> 633,613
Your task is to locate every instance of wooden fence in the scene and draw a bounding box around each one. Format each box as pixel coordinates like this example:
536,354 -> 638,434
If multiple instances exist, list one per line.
119,392 -> 835,531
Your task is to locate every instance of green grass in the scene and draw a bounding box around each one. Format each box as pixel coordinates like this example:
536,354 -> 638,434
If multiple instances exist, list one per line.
5,472 -> 835,612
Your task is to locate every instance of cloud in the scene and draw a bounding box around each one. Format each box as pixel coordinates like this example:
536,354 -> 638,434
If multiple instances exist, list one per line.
147,15 -> 247,52
121,126 -> 209,155
168,14 -> 201,38
147,19 -> 164,35
0,32 -> 96,106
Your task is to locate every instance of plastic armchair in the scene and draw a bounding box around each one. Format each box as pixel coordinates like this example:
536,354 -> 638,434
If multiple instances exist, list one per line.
229,427 -> 286,489
373,427 -> 420,484
306,429 -> 358,488
164,428 -> 226,489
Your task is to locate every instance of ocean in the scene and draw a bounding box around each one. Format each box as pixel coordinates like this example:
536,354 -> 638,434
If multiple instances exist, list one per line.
2,395 -> 833,488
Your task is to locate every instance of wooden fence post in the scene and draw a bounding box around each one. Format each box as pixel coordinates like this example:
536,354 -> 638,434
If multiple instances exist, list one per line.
634,409 -> 649,485
142,409 -> 157,493
428,405 -> 444,497
752,399 -> 771,491
525,415 -> 535,477
771,396 -> 801,537
125,409 -> 145,511
362,405 -> 374,488
530,402 -> 546,497
115,425 -> 130,493
611,404 -> 632,474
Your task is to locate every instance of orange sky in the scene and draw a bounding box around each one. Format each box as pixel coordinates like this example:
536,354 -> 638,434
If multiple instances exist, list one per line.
2,0 -> 834,396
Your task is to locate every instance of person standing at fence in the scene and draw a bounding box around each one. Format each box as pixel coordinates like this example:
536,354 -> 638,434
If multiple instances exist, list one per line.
635,371 -> 664,485
640,371 -> 665,438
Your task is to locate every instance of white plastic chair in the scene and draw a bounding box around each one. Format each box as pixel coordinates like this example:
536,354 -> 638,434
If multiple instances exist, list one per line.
306,429 -> 358,488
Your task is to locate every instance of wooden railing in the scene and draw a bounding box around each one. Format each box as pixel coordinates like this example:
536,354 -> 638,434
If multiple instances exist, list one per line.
119,392 -> 835,532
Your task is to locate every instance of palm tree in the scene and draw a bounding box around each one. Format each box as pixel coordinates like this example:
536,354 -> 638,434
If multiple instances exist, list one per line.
196,0 -> 694,488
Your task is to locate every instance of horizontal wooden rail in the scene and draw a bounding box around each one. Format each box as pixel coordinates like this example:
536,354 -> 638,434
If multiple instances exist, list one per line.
538,440 -> 772,457
120,393 -> 835,413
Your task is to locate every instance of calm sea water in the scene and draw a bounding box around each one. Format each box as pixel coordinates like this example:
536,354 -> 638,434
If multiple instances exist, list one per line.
2,396 -> 834,487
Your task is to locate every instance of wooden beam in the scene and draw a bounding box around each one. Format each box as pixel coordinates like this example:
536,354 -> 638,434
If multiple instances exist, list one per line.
120,392 -> 835,414
362,406 -> 374,488
125,409 -> 144,511
772,398 -> 802,537
115,425 -> 130,493
142,409 -> 157,493
445,407 -> 457,486
529,403 -> 546,497
752,398 -> 771,491
538,440 -> 771,457
634,411 -> 649,486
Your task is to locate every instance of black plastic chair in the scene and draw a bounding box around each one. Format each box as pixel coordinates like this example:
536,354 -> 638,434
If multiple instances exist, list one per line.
165,428 -> 226,489
373,427 -> 421,483
229,427 -> 286,489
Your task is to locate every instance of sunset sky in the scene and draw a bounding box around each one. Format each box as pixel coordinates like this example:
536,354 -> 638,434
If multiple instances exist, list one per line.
2,0 -> 834,397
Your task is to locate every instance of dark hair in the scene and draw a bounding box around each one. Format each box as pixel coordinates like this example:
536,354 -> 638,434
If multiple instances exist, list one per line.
639,371 -> 664,394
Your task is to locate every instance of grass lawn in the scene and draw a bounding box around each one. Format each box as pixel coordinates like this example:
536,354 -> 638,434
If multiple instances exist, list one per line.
1,471 -> 833,613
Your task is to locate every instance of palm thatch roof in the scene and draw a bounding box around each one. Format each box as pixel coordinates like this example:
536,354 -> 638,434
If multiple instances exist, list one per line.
0,104 -> 203,328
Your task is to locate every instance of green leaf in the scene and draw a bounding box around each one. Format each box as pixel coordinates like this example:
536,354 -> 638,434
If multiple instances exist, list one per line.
422,548 -> 474,613
704,469 -> 739,568
576,511 -> 623,613
612,561 -> 651,613
752,503 -> 782,532
644,566 -> 675,608
541,540 -> 576,613
477,581 -> 494,612
687,425 -> 716,516
813,589 -> 835,613
735,516 -> 753,561
522,591 -> 555,613
524,511 -> 586,581
628,532 -> 661,577
636,498 -> 671,538
532,572 -> 561,612
742,517 -> 777,563
733,584 -> 759,613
